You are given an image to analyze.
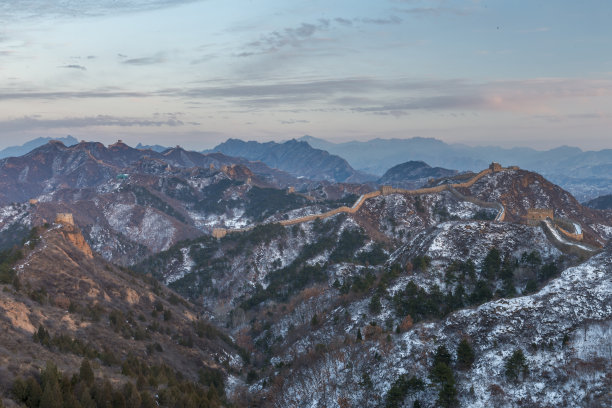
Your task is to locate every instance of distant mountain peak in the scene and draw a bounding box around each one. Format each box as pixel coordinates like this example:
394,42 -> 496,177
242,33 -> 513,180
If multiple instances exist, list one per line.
378,160 -> 457,188
212,138 -> 376,183
0,135 -> 78,159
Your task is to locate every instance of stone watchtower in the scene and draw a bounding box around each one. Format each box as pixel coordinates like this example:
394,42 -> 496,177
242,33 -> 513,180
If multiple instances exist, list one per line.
489,162 -> 502,172
55,213 -> 75,226
524,208 -> 554,226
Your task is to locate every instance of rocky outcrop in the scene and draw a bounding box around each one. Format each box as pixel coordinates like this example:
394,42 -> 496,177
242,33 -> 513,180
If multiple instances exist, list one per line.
55,213 -> 93,258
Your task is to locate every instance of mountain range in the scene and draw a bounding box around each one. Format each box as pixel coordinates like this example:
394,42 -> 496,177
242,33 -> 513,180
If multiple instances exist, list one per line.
299,135 -> 612,201
0,137 -> 611,407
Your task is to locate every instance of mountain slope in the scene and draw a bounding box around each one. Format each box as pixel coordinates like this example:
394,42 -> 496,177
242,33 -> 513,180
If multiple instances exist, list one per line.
584,194 -> 612,210
270,245 -> 612,407
211,138 -> 375,183
0,220 -> 245,406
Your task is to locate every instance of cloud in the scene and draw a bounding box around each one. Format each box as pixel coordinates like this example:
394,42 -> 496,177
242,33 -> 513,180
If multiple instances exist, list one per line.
2,77 -> 611,119
0,88 -> 147,100
358,16 -> 402,25
334,18 -> 353,26
0,0 -> 203,20
122,53 -> 166,65
242,20 -> 331,55
280,119 -> 310,125
59,64 -> 87,70
0,114 -> 195,132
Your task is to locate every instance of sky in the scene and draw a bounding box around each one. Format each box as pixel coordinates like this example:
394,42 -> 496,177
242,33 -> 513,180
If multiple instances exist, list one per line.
0,0 -> 611,151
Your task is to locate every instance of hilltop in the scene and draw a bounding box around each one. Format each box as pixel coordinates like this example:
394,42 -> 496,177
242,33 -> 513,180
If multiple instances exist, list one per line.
377,160 -> 458,189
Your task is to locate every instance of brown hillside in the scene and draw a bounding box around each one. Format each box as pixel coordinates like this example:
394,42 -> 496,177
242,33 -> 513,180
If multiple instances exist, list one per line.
0,222 -> 244,404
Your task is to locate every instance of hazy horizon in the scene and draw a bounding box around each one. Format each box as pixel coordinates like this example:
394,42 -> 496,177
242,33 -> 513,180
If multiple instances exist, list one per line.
1,133 -> 610,154
1,1 -> 611,151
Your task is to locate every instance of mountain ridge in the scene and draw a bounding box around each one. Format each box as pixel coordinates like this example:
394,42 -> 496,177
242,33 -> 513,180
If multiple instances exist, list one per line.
211,138 -> 376,183
0,135 -> 78,159
298,135 -> 612,201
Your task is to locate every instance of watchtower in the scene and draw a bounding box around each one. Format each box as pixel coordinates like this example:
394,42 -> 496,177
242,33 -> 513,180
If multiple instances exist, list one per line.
380,185 -> 395,195
524,208 -> 553,225
212,228 -> 228,239
55,213 -> 75,226
489,162 -> 502,172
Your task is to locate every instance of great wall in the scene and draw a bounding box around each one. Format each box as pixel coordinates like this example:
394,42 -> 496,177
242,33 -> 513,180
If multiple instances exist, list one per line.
211,163 -> 597,254
212,163 -> 508,238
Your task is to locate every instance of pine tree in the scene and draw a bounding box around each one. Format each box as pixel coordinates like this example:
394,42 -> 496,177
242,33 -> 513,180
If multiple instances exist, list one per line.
40,376 -> 63,408
437,381 -> 458,408
482,247 -> 501,279
504,348 -> 529,382
433,345 -> 452,367
80,359 -> 94,387
356,328 -> 362,341
456,338 -> 475,370
369,293 -> 382,314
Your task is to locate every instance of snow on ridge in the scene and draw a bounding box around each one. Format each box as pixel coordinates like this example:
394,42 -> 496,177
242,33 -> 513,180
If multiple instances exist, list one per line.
166,247 -> 194,285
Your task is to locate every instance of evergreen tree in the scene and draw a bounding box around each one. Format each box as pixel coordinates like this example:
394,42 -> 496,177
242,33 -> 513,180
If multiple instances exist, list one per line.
80,359 -> 94,387
456,338 -> 475,370
40,376 -> 63,408
356,328 -> 362,341
482,247 -> 501,279
369,293 -> 382,314
504,348 -> 529,382
523,279 -> 537,294
437,381 -> 459,408
433,345 -> 452,367
430,362 -> 454,384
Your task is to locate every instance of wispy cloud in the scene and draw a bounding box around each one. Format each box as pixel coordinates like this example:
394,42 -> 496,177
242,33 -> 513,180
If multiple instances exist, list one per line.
237,15 -> 404,59
0,88 -> 147,100
0,0 -> 202,20
358,16 -> 402,25
0,114 -> 196,132
122,53 -> 166,65
2,77 -> 611,119
241,20 -> 331,56
280,119 -> 310,125
59,64 -> 87,71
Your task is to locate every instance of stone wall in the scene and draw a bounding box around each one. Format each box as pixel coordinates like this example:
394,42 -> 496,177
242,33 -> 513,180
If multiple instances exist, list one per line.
212,166 -> 510,238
